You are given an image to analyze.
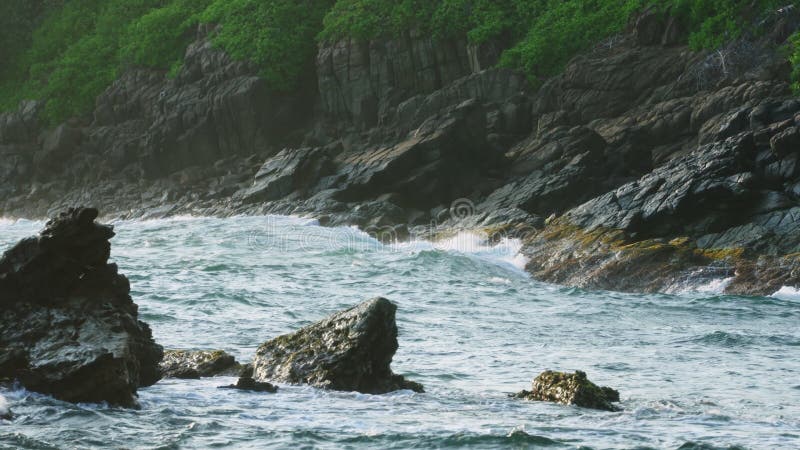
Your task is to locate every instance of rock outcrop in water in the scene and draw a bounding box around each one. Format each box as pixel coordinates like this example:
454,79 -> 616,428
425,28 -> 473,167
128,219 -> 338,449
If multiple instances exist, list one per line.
219,366 -> 277,393
1,8 -> 800,296
160,349 -> 243,379
514,370 -> 621,412
248,297 -> 423,394
0,207 -> 163,407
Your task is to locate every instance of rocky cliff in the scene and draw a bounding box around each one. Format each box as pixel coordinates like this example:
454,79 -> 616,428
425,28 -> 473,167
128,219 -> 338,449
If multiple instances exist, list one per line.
1,9 -> 799,296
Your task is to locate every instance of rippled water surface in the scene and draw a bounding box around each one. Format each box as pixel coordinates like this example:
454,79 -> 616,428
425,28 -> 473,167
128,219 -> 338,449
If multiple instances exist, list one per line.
1,216 -> 799,449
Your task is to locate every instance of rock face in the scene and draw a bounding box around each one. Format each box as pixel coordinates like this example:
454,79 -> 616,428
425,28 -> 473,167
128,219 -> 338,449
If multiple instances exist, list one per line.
160,349 -> 243,379
514,370 -> 621,412
0,208 -> 163,407
250,297 -> 423,394
317,30 -> 503,127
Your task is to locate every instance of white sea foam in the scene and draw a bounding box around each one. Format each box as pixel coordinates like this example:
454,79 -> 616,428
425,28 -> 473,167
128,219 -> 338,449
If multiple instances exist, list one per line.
694,277 -> 734,294
665,276 -> 734,295
771,286 -> 800,301
396,231 -> 528,273
0,394 -> 9,418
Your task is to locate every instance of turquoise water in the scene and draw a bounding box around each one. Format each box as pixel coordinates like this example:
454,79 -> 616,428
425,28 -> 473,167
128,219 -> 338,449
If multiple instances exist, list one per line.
1,215 -> 799,449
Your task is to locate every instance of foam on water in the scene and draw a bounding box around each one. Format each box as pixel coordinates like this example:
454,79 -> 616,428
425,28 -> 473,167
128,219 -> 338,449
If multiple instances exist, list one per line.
1,215 -> 799,449
772,285 -> 800,301
0,394 -> 8,418
393,231 -> 528,273
694,277 -> 734,294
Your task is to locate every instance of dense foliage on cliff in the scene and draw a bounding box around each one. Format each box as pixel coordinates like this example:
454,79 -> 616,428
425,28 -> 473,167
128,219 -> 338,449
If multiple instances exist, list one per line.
200,0 -> 334,91
0,0 -> 794,124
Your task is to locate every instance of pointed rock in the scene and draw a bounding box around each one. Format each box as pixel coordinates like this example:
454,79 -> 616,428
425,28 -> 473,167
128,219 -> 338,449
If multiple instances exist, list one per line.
0,207 -> 163,407
249,297 -> 423,394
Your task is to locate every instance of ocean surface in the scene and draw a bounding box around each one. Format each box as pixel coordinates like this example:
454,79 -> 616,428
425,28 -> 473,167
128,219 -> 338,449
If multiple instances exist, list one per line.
1,215 -> 799,449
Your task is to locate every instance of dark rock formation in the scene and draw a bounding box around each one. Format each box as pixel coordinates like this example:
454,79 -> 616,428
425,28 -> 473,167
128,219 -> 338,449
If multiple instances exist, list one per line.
249,297 -> 423,394
219,366 -> 277,393
220,377 -> 278,393
0,208 -> 163,407
514,370 -> 621,412
160,349 -> 243,379
317,30 -> 502,127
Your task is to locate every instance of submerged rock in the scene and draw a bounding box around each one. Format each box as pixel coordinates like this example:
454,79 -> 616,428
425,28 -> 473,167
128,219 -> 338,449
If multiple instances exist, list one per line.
0,208 -> 163,407
249,297 -> 423,394
219,367 -> 277,393
514,370 -> 620,411
160,349 -> 243,379
220,377 -> 278,393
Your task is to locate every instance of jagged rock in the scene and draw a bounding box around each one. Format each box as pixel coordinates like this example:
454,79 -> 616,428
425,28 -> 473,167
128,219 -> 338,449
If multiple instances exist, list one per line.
317,31 -> 484,126
160,350 -> 243,379
35,124 -> 82,170
0,207 -> 163,407
241,143 -> 342,204
332,100 -> 496,209
514,370 -> 620,412
250,297 -> 423,394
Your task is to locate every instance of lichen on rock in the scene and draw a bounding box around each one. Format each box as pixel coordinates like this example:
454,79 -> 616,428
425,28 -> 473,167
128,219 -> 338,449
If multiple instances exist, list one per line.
514,370 -> 621,411
249,297 -> 423,394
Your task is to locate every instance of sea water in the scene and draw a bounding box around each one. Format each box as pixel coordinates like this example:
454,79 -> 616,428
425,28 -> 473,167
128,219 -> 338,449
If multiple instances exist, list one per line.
1,215 -> 799,449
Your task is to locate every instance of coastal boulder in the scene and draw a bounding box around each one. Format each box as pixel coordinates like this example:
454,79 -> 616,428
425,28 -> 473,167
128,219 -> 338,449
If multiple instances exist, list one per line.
0,207 -> 163,407
160,349 -> 243,379
249,297 -> 423,394
514,370 -> 620,411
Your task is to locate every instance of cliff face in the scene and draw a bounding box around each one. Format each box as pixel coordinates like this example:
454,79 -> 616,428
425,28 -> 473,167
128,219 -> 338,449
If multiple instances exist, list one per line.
1,9 -> 799,295
316,29 -> 501,128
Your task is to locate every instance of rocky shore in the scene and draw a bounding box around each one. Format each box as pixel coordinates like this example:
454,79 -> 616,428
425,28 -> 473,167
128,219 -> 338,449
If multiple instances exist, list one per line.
2,9 -> 799,295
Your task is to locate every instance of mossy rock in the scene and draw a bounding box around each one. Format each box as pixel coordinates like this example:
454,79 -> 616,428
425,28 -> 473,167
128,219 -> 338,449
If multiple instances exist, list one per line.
514,370 -> 620,412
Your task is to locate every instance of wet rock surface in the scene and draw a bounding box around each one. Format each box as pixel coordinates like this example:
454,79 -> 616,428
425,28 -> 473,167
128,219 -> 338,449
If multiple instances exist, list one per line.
250,297 -> 423,394
514,370 -> 621,412
160,349 -> 243,379
0,208 -> 163,407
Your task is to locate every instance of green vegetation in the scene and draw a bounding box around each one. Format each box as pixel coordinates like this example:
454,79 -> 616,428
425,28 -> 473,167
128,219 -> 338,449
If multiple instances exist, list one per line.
0,0 -> 210,123
791,33 -> 800,92
0,0 -> 794,124
201,0 -> 334,91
